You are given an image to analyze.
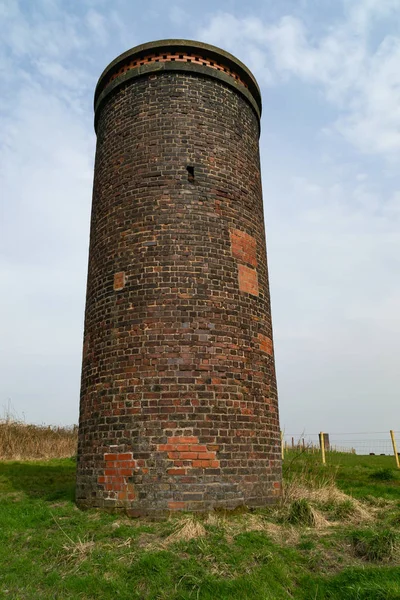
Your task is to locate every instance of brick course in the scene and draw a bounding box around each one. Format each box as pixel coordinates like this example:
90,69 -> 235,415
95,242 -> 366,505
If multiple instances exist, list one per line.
77,40 -> 281,515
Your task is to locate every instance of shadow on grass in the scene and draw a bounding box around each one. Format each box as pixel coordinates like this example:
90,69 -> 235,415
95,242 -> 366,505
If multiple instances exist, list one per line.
0,459 -> 76,502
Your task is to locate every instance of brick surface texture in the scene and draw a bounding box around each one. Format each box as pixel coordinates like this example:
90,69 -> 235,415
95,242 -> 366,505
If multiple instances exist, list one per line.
77,51 -> 281,515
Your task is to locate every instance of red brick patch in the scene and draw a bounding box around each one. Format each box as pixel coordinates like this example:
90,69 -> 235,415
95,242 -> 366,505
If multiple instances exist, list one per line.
98,452 -> 137,500
230,229 -> 257,267
272,481 -> 282,496
168,501 -> 186,510
113,271 -> 126,291
258,333 -> 273,355
158,436 -> 220,473
238,264 -> 259,296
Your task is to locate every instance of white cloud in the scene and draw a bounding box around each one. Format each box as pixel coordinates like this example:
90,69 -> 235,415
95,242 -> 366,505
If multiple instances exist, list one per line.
86,8 -> 108,43
0,0 -> 98,424
198,0 -> 400,158
1,0 -> 400,438
263,166 -> 400,434
345,0 -> 399,33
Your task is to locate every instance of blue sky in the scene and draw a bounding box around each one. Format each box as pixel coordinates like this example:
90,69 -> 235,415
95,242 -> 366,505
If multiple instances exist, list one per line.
1,0 -> 400,439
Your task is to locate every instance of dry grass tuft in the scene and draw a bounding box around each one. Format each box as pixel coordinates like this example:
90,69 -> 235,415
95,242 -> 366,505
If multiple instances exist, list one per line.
284,479 -> 373,525
62,536 -> 95,562
0,420 -> 77,460
205,512 -> 226,528
164,515 -> 206,546
242,516 -> 301,545
244,514 -> 267,532
52,513 -> 95,570
310,506 -> 331,528
204,512 -> 301,546
285,480 -> 347,505
265,522 -> 300,545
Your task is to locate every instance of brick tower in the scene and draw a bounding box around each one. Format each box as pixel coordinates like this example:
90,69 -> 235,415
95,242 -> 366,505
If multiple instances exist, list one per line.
77,40 -> 281,515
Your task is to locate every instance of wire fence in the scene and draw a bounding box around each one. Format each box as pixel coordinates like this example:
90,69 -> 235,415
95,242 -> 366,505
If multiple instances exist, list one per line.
281,430 -> 400,464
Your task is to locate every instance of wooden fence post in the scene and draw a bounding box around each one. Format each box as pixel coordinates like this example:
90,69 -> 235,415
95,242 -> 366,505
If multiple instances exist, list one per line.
390,430 -> 400,469
319,432 -> 326,465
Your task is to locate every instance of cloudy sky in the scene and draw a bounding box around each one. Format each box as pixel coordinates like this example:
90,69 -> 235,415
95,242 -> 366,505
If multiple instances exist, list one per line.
1,0 -> 399,440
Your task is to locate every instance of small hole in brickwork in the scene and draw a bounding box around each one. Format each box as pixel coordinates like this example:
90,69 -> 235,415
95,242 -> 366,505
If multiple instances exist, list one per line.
187,166 -> 195,183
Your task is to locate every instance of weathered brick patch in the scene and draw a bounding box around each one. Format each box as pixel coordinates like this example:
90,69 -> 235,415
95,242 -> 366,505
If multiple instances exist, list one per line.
258,333 -> 273,355
158,436 -> 220,473
113,271 -> 126,291
230,229 -> 257,267
98,452 -> 140,501
168,501 -> 186,510
238,264 -> 259,296
273,481 -> 281,496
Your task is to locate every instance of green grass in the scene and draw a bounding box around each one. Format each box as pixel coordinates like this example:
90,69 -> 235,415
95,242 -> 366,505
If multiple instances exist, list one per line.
0,453 -> 400,599
283,450 -> 400,500
287,498 -> 316,526
350,528 -> 399,561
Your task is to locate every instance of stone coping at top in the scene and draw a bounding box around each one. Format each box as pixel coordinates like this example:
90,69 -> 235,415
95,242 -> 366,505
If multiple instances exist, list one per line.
94,39 -> 262,130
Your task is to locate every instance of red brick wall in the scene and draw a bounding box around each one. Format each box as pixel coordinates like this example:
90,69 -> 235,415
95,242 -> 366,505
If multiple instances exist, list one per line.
77,57 -> 281,514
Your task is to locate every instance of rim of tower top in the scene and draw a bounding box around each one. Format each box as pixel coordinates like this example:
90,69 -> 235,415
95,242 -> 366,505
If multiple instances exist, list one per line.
93,39 -> 262,131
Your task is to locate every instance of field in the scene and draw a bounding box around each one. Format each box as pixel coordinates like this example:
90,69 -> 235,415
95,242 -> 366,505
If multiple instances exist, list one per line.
1,441 -> 400,598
